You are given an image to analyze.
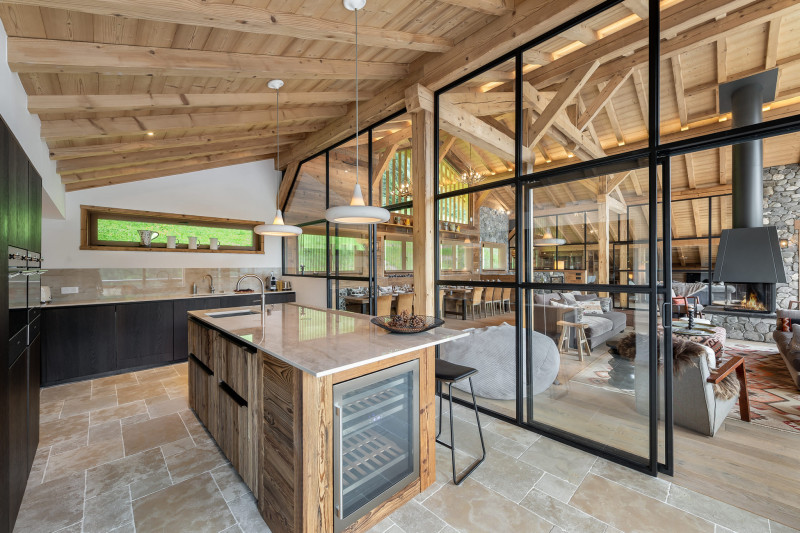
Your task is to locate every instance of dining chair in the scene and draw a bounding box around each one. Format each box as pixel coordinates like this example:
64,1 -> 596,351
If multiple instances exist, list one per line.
672,296 -> 703,318
376,294 -> 393,316
396,293 -> 414,315
490,287 -> 502,314
482,287 -> 494,317
501,287 -> 512,313
469,287 -> 484,320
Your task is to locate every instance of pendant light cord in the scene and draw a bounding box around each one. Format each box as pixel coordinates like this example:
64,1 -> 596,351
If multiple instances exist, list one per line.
276,84 -> 280,170
355,6 -> 360,189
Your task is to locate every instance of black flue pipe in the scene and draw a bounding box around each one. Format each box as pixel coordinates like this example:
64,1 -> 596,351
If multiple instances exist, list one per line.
730,82 -> 764,229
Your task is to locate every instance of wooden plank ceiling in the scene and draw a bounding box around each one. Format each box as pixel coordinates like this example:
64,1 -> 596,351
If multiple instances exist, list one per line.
1,0 -> 799,211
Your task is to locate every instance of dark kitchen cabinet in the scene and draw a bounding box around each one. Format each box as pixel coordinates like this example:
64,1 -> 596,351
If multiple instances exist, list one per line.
7,137 -> 28,249
42,305 -> 116,385
116,301 -> 173,369
28,163 -> 42,253
173,297 -> 220,362
27,334 -> 41,471
8,349 -> 28,531
0,120 -> 10,533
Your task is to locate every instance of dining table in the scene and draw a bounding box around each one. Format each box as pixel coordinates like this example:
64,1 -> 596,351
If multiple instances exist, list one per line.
344,292 -> 411,315
442,288 -> 474,320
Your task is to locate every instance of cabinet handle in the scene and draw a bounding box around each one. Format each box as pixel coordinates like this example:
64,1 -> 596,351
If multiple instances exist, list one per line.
335,403 -> 344,519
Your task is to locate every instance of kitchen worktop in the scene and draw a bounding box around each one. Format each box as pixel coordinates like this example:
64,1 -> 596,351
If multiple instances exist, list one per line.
188,303 -> 468,377
42,290 -> 295,308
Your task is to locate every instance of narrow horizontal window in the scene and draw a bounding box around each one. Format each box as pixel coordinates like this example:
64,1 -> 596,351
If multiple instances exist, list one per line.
80,205 -> 264,254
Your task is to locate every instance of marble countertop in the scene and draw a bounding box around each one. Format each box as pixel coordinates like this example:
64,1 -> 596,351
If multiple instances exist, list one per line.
42,290 -> 295,308
188,303 -> 468,377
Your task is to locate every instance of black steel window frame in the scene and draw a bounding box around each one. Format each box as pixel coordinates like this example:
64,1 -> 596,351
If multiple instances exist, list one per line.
280,109 -> 415,315
432,0 -> 800,478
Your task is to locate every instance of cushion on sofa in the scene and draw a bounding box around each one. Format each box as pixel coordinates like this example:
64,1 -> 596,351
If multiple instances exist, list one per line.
574,293 -> 600,302
534,292 -> 562,305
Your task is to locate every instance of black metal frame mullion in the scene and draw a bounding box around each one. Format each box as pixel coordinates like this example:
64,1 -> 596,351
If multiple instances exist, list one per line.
659,156 -> 674,476
647,0 -> 661,477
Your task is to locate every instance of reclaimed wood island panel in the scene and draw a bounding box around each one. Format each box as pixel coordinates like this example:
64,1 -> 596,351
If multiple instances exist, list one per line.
186,304 -> 466,533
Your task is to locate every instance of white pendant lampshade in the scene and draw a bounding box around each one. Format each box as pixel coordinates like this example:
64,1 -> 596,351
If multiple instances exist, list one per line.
325,0 -> 390,226
254,79 -> 302,237
254,210 -> 302,236
533,229 -> 566,246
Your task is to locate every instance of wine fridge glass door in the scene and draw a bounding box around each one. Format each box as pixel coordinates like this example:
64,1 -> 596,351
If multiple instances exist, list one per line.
333,359 -> 420,532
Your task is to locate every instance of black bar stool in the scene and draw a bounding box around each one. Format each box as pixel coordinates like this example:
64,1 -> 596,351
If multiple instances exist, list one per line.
435,359 -> 486,485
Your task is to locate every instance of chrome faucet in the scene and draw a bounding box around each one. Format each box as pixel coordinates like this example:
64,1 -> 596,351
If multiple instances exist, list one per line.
203,274 -> 215,294
236,274 -> 265,314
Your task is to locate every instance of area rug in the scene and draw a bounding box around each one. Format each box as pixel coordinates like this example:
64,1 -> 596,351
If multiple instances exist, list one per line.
570,355 -> 635,397
570,344 -> 800,435
725,344 -> 800,435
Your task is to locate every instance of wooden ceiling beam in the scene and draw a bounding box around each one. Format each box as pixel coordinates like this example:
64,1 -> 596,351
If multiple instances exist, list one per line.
622,0 -> 648,19
691,199 -> 705,237
57,135 -> 302,174
522,83 -> 605,160
685,53 -> 800,99
632,67 -> 649,133
62,146 -> 277,184
1,0 -> 452,52
372,144 -> 399,190
40,106 -> 345,141
671,54 -> 689,130
66,153 -> 273,192
47,127 -> 317,160
439,134 -> 456,164
576,67 -> 632,132
719,146 -> 730,185
436,0 -> 512,16
277,162 -> 300,212
527,60 -> 599,149
765,18 -> 782,69
685,153 -> 697,189
7,38 -> 409,80
28,91 -> 376,114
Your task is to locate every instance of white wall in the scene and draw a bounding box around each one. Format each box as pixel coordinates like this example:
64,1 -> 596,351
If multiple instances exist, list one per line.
282,275 -> 328,308
0,19 -> 66,218
42,159 -> 284,269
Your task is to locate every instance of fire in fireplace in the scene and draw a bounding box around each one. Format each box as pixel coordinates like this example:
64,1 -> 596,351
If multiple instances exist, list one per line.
723,282 -> 775,313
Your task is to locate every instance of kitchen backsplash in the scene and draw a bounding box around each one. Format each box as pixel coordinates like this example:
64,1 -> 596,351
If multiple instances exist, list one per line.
42,267 -> 283,303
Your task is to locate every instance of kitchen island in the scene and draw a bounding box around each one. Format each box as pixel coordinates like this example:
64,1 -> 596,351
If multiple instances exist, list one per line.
187,303 -> 467,533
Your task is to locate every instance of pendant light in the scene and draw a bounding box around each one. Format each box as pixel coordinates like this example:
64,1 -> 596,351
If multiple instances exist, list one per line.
254,79 -> 303,237
325,0 -> 390,225
533,229 -> 566,246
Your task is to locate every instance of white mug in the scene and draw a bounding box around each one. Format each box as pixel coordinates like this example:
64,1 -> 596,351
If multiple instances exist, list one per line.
209,238 -> 219,250
166,236 -> 177,249
188,236 -> 198,249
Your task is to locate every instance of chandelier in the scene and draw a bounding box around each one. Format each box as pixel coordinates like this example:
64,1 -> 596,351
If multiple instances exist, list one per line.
457,144 -> 485,186
392,182 -> 412,200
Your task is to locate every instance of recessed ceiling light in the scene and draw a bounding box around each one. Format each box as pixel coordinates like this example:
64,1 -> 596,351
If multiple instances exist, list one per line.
545,159 -> 552,163
146,131 -> 154,136
762,105 -> 771,112
617,141 -> 626,147
680,126 -> 689,131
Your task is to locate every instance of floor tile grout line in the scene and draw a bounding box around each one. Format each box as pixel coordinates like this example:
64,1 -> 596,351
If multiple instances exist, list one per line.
128,485 -> 137,533
40,446 -> 52,485
210,472 -> 239,529
81,469 -> 88,533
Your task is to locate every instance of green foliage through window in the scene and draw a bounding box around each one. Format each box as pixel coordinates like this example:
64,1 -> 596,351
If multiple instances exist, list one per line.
96,218 -> 254,247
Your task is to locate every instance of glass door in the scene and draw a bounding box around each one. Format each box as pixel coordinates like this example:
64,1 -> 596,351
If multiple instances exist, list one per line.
521,159 -> 666,471
333,360 -> 419,532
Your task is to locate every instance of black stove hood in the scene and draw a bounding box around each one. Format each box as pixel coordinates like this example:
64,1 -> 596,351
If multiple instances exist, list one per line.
712,69 -> 786,285
713,226 -> 786,284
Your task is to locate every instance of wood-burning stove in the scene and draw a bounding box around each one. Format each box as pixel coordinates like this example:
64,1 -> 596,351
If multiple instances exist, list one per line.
722,282 -> 775,313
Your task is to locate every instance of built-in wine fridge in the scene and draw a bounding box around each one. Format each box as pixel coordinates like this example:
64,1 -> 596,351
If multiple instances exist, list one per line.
333,360 -> 419,533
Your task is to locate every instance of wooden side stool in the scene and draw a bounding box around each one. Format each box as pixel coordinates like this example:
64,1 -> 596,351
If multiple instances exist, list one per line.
557,320 -> 591,361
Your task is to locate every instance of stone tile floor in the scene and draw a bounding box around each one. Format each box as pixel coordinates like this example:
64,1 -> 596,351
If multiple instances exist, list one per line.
16,362 -> 798,533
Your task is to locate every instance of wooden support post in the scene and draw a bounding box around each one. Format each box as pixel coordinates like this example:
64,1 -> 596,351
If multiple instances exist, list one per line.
407,84 -> 435,317
597,176 -> 611,290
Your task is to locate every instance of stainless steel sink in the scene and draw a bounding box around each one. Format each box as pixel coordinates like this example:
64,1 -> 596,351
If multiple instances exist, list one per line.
206,309 -> 259,318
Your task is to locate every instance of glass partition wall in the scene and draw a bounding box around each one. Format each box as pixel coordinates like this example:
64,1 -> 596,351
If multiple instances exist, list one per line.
282,0 -> 800,478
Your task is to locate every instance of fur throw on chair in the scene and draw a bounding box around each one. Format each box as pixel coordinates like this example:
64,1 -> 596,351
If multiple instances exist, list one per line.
615,333 -> 740,400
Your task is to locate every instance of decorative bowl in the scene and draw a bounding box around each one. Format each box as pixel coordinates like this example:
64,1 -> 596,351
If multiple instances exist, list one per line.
371,315 -> 444,334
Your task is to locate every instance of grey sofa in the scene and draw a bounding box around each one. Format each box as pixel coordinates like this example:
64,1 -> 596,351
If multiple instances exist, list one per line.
533,292 -> 627,351
773,308 -> 800,390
